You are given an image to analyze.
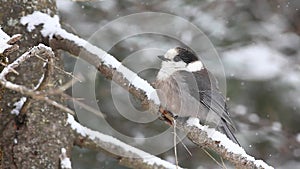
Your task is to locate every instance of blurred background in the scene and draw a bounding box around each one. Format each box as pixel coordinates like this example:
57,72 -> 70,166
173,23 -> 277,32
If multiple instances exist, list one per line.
58,0 -> 300,168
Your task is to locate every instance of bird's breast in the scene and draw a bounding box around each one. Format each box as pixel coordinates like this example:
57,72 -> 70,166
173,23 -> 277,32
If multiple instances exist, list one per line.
154,75 -> 207,118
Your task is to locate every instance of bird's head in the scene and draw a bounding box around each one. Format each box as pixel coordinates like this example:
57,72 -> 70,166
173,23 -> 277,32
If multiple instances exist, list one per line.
158,47 -> 198,63
157,47 -> 204,79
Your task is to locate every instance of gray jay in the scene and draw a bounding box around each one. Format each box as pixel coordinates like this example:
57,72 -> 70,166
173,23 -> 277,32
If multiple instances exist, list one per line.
155,47 -> 239,145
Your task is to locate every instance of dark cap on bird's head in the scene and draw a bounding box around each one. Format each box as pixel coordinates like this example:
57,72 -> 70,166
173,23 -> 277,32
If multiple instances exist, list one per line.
158,47 -> 198,64
156,47 -> 204,80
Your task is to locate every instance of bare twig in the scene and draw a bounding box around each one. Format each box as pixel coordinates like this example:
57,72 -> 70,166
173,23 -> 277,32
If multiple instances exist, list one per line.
0,44 -> 76,116
34,53 -> 83,82
61,93 -> 105,118
19,46 -> 54,114
173,120 -> 179,169
0,61 -> 19,75
40,77 -> 78,95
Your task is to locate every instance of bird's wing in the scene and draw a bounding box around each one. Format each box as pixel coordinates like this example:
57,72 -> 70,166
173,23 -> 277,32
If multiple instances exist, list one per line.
175,69 -> 240,145
175,69 -> 234,127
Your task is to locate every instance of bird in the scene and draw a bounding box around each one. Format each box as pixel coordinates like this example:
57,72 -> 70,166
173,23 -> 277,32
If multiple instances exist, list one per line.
154,47 -> 240,145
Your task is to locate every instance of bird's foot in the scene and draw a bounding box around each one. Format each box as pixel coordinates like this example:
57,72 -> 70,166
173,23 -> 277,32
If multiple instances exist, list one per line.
159,106 -> 177,125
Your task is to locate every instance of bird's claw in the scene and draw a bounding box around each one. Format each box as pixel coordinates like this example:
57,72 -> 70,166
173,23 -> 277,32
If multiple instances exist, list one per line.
159,106 -> 177,125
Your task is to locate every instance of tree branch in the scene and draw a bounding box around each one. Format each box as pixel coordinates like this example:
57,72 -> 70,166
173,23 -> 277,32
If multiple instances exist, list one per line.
0,43 -> 76,116
20,11 -> 274,169
0,27 -> 21,55
69,114 -> 182,169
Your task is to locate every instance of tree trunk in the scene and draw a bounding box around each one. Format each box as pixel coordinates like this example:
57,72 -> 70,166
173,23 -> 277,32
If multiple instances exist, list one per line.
0,1 -> 74,168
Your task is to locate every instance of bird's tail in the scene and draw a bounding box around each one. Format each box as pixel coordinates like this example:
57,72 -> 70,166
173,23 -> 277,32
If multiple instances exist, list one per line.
219,120 -> 240,146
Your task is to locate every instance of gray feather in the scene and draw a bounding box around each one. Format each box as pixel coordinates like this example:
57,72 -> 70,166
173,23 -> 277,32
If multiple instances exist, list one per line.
171,69 -> 239,145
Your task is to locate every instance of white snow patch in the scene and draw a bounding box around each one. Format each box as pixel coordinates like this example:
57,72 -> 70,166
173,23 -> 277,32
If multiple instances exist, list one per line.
10,97 -> 27,115
186,117 -> 201,128
60,148 -> 72,169
67,114 -> 180,169
0,27 -> 12,53
34,74 -> 45,90
187,117 -> 274,169
21,12 -> 160,104
222,44 -> 287,80
0,27 -> 10,40
20,11 -> 60,38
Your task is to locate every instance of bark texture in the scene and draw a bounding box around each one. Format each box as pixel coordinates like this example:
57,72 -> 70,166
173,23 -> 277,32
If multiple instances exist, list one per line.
0,1 -> 74,168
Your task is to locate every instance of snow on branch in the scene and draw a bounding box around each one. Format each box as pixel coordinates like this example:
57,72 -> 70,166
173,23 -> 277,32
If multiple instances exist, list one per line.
67,114 -> 182,169
59,148 -> 72,169
0,27 -> 21,55
20,11 -> 274,169
0,28 -> 12,53
0,27 -> 22,69
183,118 -> 273,169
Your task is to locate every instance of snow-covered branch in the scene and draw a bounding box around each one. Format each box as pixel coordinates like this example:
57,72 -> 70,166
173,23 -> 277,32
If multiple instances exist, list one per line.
20,11 -> 160,107
180,118 -> 273,169
20,11 -> 274,169
68,114 -> 182,169
0,27 -> 21,55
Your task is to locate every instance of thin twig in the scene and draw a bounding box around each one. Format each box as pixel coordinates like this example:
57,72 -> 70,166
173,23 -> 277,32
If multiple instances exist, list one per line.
220,156 -> 227,169
173,120 -> 179,169
0,44 -> 76,116
34,53 -> 83,82
173,132 -> 192,157
40,78 -> 78,96
0,62 -> 19,75
202,148 -> 223,168
20,48 -> 54,114
61,93 -> 105,118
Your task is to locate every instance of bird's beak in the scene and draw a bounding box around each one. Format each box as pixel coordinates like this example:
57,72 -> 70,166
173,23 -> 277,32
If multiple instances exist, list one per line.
157,55 -> 171,61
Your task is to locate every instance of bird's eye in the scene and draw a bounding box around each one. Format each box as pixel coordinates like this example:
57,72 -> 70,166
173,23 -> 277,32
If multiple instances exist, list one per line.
173,56 -> 181,62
